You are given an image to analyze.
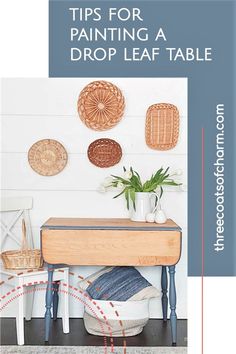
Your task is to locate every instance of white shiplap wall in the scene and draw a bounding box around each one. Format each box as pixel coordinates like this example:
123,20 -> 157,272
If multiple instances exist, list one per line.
0,78 -> 187,319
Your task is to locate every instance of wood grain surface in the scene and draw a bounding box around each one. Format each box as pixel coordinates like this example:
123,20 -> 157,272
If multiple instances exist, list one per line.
41,229 -> 181,266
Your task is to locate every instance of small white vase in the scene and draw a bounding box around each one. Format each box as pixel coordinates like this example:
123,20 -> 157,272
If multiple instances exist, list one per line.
155,209 -> 167,224
130,192 -> 157,222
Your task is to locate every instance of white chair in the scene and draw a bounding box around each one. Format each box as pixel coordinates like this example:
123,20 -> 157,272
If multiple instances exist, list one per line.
0,197 -> 69,345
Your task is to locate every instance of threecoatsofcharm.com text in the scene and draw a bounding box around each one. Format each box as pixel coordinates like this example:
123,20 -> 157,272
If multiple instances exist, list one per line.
214,104 -> 225,252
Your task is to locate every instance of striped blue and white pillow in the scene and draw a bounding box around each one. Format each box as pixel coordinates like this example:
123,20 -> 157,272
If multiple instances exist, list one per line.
78,266 -> 159,301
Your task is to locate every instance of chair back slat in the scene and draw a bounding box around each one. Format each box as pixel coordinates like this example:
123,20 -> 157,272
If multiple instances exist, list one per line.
0,197 -> 33,251
0,197 -> 33,212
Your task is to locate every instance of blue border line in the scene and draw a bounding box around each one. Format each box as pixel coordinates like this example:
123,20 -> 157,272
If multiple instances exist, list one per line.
41,225 -> 182,231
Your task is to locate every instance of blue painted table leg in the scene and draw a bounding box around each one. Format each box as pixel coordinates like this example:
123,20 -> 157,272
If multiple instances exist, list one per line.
45,264 -> 54,342
161,266 -> 168,322
53,281 -> 60,321
168,265 -> 177,346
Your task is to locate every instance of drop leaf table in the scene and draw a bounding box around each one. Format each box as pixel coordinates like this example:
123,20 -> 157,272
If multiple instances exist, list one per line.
41,218 -> 182,346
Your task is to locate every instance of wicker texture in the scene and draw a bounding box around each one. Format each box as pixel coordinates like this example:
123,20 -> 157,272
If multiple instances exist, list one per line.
87,138 -> 122,168
28,139 -> 68,176
1,220 -> 43,270
78,81 -> 125,131
145,103 -> 179,150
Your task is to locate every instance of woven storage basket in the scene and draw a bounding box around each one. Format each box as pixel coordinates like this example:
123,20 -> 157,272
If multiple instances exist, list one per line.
145,103 -> 179,150
78,81 -> 125,131
87,138 -> 122,168
1,220 -> 43,270
84,299 -> 149,337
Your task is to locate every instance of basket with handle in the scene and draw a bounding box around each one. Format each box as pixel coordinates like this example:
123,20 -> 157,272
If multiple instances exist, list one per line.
1,219 -> 43,270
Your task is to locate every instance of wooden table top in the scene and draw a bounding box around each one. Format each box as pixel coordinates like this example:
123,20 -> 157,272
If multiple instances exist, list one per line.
41,218 -> 181,231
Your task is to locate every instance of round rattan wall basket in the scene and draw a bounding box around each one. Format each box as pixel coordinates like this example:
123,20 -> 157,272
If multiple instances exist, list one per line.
77,81 -> 125,131
87,138 -> 122,168
28,139 -> 68,176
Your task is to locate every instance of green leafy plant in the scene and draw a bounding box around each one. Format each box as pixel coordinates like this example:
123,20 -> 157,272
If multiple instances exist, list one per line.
102,166 -> 182,210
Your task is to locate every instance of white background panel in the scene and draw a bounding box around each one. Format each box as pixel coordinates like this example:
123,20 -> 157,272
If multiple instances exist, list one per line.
188,277 -> 236,354
0,0 -> 48,77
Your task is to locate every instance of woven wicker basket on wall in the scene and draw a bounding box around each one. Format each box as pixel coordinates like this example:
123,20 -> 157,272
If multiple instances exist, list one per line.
145,103 -> 180,150
87,138 -> 122,168
1,220 -> 43,270
78,81 -> 125,131
28,139 -> 68,176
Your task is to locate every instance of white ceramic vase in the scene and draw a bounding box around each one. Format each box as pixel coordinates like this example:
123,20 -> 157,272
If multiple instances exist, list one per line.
130,192 -> 157,222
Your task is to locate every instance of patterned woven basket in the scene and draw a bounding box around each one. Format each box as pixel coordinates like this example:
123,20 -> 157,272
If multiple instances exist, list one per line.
28,139 -> 68,176
1,220 -> 43,270
145,103 -> 179,150
87,138 -> 122,168
78,81 -> 125,131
